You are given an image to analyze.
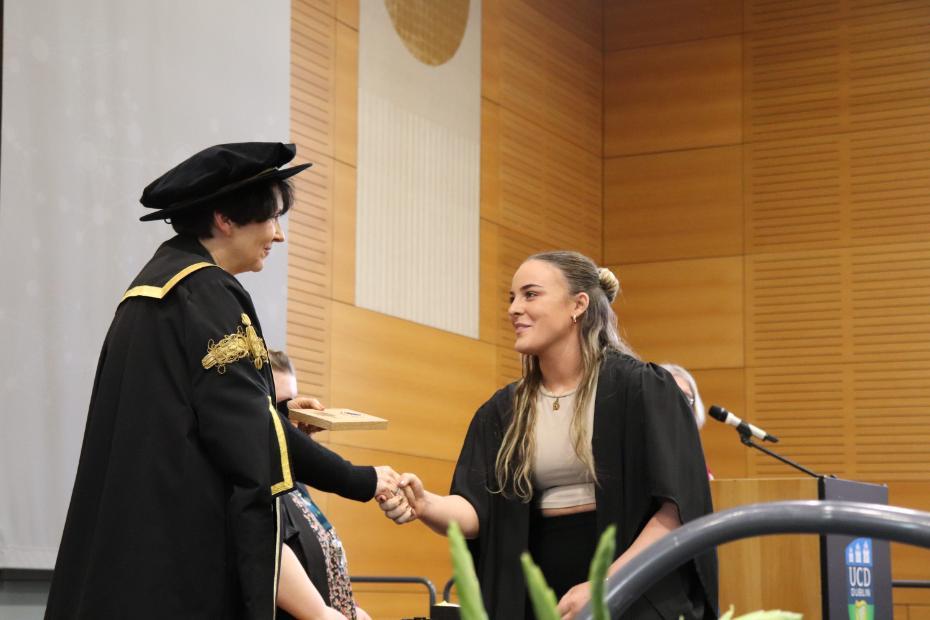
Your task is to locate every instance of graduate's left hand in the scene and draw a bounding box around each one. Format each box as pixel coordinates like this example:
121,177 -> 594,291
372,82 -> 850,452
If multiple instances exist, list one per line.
556,581 -> 591,620
286,396 -> 326,434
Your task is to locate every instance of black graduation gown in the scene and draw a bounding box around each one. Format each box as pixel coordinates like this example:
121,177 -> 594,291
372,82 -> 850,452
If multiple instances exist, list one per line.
46,235 -> 375,620
450,351 -> 719,619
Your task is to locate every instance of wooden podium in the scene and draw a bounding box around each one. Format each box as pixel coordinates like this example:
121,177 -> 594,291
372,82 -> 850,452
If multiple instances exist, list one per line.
711,478 -> 822,617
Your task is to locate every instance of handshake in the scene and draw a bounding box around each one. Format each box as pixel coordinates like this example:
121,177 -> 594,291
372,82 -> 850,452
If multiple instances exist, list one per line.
373,467 -> 424,525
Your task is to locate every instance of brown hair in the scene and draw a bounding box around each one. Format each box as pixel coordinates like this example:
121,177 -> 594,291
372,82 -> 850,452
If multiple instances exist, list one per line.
268,349 -> 295,376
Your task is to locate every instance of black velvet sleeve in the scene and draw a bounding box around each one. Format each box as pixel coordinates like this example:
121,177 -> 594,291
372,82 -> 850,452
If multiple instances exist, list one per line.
283,420 -> 376,502
634,363 -> 714,524
449,403 -> 493,530
632,362 -> 719,615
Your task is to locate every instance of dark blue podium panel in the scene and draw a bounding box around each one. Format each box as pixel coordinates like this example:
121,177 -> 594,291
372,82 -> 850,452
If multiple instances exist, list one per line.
819,478 -> 892,620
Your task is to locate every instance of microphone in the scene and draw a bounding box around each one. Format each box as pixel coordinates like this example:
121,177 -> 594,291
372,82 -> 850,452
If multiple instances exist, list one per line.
708,405 -> 779,443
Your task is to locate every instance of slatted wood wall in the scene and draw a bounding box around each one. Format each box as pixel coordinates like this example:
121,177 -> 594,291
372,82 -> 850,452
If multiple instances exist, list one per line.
604,0 -> 930,617
288,1 -> 603,617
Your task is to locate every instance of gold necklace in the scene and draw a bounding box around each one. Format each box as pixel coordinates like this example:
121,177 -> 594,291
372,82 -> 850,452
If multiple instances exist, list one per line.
541,387 -> 577,411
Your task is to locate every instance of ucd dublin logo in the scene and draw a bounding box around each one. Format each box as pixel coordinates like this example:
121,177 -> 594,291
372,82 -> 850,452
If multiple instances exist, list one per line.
846,538 -> 874,620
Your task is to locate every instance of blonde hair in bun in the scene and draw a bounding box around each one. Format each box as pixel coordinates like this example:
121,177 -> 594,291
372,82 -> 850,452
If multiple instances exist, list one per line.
597,267 -> 620,303
494,250 -> 636,503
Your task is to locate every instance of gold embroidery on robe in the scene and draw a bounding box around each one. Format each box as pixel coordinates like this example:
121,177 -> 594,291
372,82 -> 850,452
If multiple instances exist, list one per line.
201,313 -> 270,374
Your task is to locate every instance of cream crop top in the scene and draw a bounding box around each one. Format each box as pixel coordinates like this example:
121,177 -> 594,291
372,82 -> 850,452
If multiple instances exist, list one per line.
531,386 -> 596,509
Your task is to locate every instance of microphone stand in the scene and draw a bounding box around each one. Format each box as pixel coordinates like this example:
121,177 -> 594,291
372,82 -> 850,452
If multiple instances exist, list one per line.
737,426 -> 823,479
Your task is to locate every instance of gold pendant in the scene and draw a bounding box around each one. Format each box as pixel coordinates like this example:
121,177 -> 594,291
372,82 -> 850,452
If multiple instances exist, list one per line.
553,397 -> 560,411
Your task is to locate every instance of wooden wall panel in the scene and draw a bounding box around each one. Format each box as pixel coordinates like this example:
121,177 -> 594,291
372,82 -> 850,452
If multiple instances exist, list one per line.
480,101 -> 502,226
605,0 -> 743,51
745,2 -> 930,140
604,146 -> 744,264
291,2 -> 335,154
849,125 -> 930,247
605,35 -> 743,156
290,0 -> 337,403
745,136 -> 845,252
331,160 -> 355,305
499,109 -> 602,261
745,0 -> 841,32
745,125 -> 930,253
497,0 -> 602,154
610,256 -> 745,369
333,21 -> 357,166
745,250 -> 846,368
329,303 -> 496,462
691,368 -> 749,479
607,1 -> 930,613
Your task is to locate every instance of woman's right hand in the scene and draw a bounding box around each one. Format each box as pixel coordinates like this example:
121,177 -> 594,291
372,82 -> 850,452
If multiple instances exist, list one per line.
378,472 -> 426,524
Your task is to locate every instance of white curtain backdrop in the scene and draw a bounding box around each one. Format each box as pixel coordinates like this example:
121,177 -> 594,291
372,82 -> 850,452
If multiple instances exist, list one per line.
0,0 -> 292,569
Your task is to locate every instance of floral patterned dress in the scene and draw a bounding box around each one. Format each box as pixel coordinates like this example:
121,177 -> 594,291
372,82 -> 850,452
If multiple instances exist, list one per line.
285,483 -> 356,619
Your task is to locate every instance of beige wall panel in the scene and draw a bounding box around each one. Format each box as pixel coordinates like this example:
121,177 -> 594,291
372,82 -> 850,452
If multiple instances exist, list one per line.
711,478 -> 821,618
604,0 -> 742,51
334,21 -> 358,166
499,110 -> 602,261
292,1 -> 335,155
316,446 -> 457,620
611,256 -> 744,369
332,159 -> 356,305
330,303 -> 496,461
604,146 -> 743,265
690,368 -> 748,479
605,35 -> 742,156
498,0 -> 602,154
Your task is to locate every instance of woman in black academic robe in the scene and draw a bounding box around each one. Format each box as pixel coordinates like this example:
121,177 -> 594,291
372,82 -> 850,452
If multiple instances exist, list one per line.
379,251 -> 717,619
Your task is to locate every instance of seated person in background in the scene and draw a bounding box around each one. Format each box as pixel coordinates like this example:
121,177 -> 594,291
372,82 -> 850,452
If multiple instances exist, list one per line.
271,350 -> 373,620
660,363 -> 712,480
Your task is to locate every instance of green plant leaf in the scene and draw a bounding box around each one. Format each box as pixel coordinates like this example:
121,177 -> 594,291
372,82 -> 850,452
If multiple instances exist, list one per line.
588,524 -> 617,620
448,521 -> 488,620
521,552 -> 561,620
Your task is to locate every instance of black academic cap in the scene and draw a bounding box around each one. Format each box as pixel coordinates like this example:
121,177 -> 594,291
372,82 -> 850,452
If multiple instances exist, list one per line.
139,142 -> 311,222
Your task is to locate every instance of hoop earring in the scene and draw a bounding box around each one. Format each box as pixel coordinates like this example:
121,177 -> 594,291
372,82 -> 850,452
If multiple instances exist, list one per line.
571,315 -> 577,324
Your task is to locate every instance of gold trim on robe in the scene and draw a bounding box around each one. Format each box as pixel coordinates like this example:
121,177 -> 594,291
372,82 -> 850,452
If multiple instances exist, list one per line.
120,262 -> 216,302
268,397 -> 293,496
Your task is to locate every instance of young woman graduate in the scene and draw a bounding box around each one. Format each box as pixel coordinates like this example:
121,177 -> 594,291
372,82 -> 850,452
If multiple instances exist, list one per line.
378,251 -> 718,619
